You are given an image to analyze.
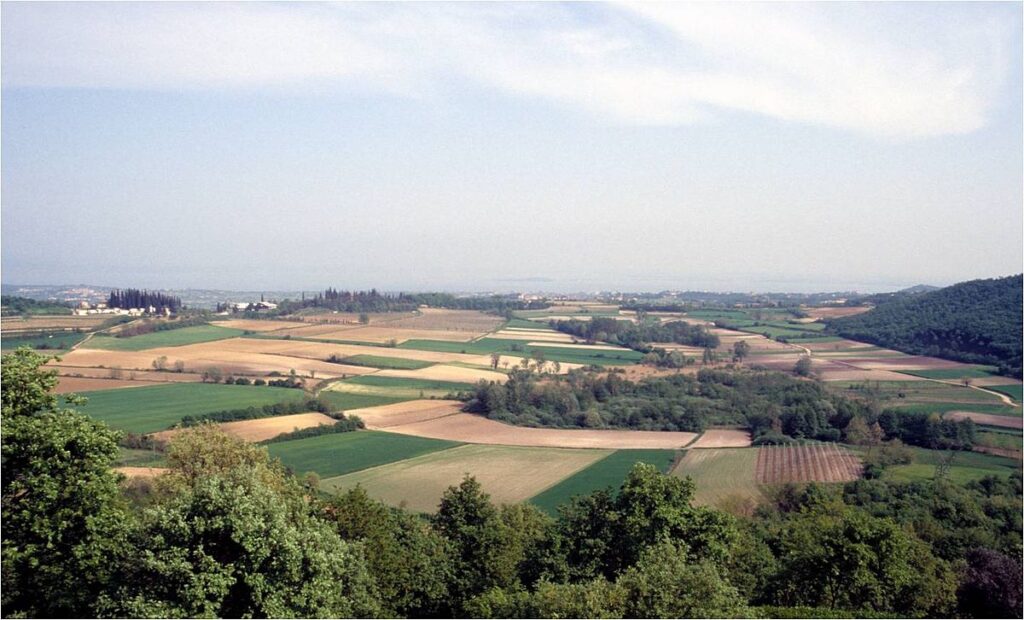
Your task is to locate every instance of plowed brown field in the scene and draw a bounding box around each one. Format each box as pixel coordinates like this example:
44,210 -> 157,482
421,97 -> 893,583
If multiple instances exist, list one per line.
755,443 -> 862,484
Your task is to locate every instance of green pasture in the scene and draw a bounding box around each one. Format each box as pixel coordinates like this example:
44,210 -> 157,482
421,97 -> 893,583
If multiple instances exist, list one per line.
899,366 -> 1000,380
529,449 -> 677,515
316,391 -> 407,412
879,446 -> 1019,485
84,324 -> 244,351
325,375 -> 475,401
267,431 -> 460,479
987,384 -> 1022,403
73,382 -> 307,434
340,354 -> 434,370
1,331 -> 87,352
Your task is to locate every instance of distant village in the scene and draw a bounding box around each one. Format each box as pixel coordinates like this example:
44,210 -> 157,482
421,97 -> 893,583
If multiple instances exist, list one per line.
72,301 -> 171,317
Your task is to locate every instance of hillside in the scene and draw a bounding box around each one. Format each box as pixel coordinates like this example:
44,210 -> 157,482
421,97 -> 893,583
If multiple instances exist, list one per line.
828,275 -> 1023,377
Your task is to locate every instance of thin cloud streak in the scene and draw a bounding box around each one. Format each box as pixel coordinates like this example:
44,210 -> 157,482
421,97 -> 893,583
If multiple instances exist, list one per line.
1,2 -> 1013,139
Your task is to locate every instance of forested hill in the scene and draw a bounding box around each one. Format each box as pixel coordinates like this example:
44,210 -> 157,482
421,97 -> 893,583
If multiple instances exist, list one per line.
828,275 -> 1023,377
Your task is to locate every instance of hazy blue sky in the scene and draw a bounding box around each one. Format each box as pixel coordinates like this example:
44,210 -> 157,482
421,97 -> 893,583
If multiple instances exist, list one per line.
2,2 -> 1021,293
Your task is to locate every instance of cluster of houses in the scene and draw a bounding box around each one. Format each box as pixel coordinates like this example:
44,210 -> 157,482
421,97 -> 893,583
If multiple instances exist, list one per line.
218,300 -> 278,314
72,302 -> 170,317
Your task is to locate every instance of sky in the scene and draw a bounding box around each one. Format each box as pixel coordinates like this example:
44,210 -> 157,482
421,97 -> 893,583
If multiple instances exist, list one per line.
2,1 -> 1021,293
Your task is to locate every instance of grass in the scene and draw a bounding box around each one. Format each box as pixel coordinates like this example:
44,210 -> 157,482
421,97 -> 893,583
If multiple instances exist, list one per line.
399,337 -> 644,366
1,331 -> 88,352
669,447 -> 764,507
116,447 -> 168,467
879,446 -> 1019,484
84,324 -> 245,351
73,383 -> 308,434
340,354 -> 434,370
975,430 -> 1023,451
886,402 -> 1019,416
316,391 -> 407,412
899,366 -> 1000,380
267,430 -> 460,478
325,375 -> 476,401
529,449 -> 677,515
987,384 -> 1022,403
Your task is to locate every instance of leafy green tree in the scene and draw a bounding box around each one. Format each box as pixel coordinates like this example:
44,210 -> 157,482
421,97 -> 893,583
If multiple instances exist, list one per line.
732,339 -> 751,362
100,428 -> 381,618
617,541 -> 748,618
769,502 -> 956,615
465,579 -> 625,618
1,349 -> 129,617
794,355 -> 813,377
327,486 -> 453,617
432,476 -> 545,611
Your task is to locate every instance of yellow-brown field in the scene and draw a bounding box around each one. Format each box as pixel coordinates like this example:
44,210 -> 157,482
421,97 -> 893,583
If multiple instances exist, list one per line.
345,400 -> 464,428
321,444 -> 610,512
1,315 -> 110,332
215,319 -> 309,332
151,412 -> 337,443
374,365 -> 509,384
689,429 -> 753,448
55,376 -> 163,393
376,409 -> 698,449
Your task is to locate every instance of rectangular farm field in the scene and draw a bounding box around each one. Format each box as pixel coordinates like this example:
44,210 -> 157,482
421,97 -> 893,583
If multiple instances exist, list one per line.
268,430 -> 460,478
530,449 -> 677,515
84,325 -> 245,351
73,382 -> 307,434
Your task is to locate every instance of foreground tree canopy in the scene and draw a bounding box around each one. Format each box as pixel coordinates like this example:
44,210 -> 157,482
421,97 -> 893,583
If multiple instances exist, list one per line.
1,348 -> 1020,618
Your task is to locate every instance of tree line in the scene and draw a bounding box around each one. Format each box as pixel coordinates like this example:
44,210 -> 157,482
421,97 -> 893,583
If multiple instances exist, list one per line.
107,288 -> 182,312
276,289 -> 550,315
2,348 -> 1019,618
550,316 -> 720,350
466,367 -> 976,450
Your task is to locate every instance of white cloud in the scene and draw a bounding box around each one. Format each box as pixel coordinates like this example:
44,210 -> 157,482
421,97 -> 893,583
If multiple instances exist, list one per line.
1,2 -> 1014,139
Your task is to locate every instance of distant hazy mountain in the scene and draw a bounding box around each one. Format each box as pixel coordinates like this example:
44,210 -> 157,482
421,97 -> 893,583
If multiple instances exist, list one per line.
828,275 -> 1023,377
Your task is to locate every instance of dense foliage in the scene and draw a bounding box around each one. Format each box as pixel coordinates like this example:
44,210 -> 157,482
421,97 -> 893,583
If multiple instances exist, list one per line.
2,349 -> 1019,618
107,288 -> 182,312
550,316 -> 720,350
467,368 -> 975,449
178,398 -> 340,427
0,295 -> 73,316
829,275 -> 1023,377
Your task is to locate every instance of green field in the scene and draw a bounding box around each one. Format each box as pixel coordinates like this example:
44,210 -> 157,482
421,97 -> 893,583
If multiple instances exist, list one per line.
880,446 -> 1019,484
116,447 -> 168,467
340,354 -> 434,370
316,391 -> 407,412
84,324 -> 244,351
399,338 -> 643,366
74,383 -> 307,433
325,375 -> 476,401
267,431 -> 460,478
987,384 -> 1022,403
975,430 -> 1023,451
886,402 -> 1019,416
670,447 -> 763,507
899,366 -> 1000,380
1,331 -> 87,352
529,449 -> 677,515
